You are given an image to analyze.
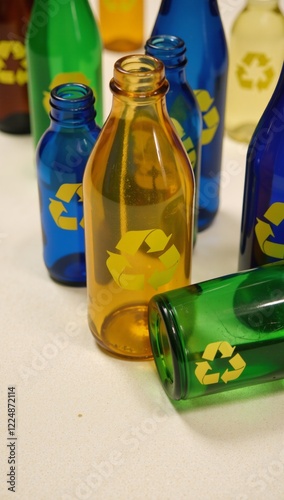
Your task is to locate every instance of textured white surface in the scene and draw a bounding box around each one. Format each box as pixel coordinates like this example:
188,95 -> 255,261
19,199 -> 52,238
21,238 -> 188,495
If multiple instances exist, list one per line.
1,1 -> 284,499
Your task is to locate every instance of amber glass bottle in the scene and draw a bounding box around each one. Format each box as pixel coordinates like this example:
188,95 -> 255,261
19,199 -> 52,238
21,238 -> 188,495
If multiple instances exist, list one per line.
83,54 -> 194,360
98,0 -> 144,51
0,0 -> 33,134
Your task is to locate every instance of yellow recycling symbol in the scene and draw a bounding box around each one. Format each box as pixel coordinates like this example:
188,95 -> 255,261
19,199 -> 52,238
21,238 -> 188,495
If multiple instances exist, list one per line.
49,183 -> 84,230
195,341 -> 246,385
255,202 -> 284,258
171,118 -> 196,170
43,72 -> 91,114
106,229 -> 180,290
237,53 -> 274,90
194,89 -> 219,145
0,40 -> 27,85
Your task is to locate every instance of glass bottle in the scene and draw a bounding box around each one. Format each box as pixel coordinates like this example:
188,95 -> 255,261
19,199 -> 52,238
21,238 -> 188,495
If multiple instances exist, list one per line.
239,63 -> 284,272
151,0 -> 228,231
98,0 -> 144,51
149,260 -> 284,401
26,0 -> 103,148
36,83 -> 101,286
226,0 -> 284,143
145,35 -> 202,246
83,54 -> 195,360
0,0 -> 33,134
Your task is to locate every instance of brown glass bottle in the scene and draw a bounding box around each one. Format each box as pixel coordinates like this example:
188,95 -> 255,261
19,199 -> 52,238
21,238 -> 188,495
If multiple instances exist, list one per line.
0,0 -> 33,134
83,54 -> 194,360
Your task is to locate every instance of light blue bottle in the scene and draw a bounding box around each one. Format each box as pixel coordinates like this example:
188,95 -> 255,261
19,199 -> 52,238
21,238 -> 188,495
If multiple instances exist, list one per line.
145,34 -> 202,245
151,0 -> 228,231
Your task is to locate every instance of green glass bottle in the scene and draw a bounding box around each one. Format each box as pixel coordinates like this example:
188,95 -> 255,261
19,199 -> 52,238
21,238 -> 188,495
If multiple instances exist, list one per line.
83,54 -> 195,360
26,0 -> 103,147
149,261 -> 284,401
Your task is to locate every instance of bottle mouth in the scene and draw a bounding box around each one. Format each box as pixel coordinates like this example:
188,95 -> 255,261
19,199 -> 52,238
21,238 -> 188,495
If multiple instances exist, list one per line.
110,54 -> 169,98
148,295 -> 188,401
50,83 -> 95,110
49,83 -> 96,124
145,35 -> 187,69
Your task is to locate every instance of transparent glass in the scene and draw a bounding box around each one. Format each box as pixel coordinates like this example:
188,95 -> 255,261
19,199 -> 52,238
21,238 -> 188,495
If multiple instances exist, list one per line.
145,35 -> 202,246
36,83 -> 101,286
149,261 -> 284,401
226,0 -> 284,143
26,0 -> 103,147
0,0 -> 33,134
151,0 -> 228,231
239,63 -> 284,271
83,54 -> 194,360
98,0 -> 144,51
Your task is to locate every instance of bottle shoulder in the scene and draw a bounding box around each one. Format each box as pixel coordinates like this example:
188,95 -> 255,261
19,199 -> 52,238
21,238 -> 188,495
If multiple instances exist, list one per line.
232,9 -> 284,37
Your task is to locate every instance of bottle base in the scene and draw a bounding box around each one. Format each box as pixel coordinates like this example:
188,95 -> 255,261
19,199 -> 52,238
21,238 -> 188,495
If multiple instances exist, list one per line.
47,253 -> 86,287
226,124 -> 256,144
103,39 -> 143,52
0,113 -> 30,135
198,209 -> 218,232
88,303 -> 153,360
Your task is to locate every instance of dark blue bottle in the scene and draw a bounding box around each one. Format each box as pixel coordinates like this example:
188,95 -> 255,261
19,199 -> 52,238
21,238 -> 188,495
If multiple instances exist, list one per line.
145,34 -> 202,245
151,0 -> 228,231
239,63 -> 284,271
36,83 -> 101,285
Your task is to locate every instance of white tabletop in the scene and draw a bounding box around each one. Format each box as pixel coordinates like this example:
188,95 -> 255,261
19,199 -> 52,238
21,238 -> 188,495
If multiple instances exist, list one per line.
1,1 -> 284,499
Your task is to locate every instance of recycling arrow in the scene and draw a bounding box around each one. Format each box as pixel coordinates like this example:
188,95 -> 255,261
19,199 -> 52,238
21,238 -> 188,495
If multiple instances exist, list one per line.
255,202 -> 284,258
221,353 -> 246,384
195,361 -> 220,385
194,89 -> 220,145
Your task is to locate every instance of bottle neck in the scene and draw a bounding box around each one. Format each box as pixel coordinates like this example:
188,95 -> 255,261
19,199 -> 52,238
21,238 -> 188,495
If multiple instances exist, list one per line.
49,83 -> 96,127
109,54 -> 169,103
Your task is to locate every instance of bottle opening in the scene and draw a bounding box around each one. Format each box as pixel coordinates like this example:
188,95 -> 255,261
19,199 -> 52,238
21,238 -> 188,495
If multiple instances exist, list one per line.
50,83 -> 95,110
110,54 -> 169,97
148,296 -> 187,400
145,35 -> 187,69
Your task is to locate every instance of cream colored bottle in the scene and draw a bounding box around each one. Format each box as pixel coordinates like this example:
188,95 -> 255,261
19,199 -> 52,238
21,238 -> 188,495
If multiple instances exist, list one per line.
225,0 -> 284,143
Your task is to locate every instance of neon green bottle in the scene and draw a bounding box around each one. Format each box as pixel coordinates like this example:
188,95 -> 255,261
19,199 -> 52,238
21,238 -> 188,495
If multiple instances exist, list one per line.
225,0 -> 284,143
83,54 -> 194,360
26,0 -> 103,147
149,261 -> 284,401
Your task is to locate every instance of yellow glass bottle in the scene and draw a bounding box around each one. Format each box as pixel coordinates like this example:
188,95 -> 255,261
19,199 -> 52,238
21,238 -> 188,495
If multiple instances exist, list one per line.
83,54 -> 194,360
98,0 -> 144,51
225,0 -> 284,143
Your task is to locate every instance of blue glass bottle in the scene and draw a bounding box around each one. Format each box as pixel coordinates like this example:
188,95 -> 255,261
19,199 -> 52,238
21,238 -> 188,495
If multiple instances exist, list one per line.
145,35 -> 202,245
239,63 -> 284,271
36,83 -> 101,285
151,0 -> 228,231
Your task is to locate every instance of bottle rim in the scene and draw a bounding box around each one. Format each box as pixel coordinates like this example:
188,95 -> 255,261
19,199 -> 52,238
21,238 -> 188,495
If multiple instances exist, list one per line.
50,83 -> 95,110
148,295 -> 188,401
110,54 -> 169,98
145,35 -> 187,69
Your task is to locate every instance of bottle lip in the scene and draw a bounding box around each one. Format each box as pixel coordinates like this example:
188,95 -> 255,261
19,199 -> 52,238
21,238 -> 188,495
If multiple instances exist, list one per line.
148,295 -> 188,401
49,83 -> 96,124
110,54 -> 169,98
50,83 -> 95,111
145,35 -> 187,69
